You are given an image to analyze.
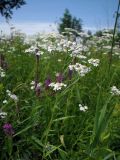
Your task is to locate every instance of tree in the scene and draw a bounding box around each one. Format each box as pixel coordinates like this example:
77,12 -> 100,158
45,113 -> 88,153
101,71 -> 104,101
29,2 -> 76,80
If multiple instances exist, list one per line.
87,30 -> 92,36
72,17 -> 82,32
0,0 -> 26,19
94,30 -> 102,37
58,9 -> 82,35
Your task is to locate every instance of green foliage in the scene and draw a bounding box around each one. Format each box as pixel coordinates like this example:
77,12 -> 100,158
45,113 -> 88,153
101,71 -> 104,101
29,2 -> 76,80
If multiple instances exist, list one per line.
94,30 -> 103,37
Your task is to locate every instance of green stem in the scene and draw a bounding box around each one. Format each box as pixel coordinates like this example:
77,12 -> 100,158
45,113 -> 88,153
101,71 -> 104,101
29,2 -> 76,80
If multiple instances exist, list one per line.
109,0 -> 120,69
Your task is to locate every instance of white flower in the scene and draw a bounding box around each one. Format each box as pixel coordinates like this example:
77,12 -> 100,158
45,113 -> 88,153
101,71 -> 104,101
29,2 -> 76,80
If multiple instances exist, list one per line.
6,90 -> 11,93
114,52 -> 120,56
49,82 -> 67,91
79,104 -> 88,112
6,90 -> 11,96
0,111 -> 7,119
68,63 -> 91,76
30,81 -> 42,90
103,52 -> 107,55
36,52 -> 40,56
36,51 -> 44,56
1,72 -> 5,77
31,86 -> 34,90
6,90 -> 18,102
68,65 -> 74,70
30,81 -> 35,85
84,106 -> 88,110
36,83 -> 42,88
88,58 -> 100,67
10,94 -> 18,102
103,46 -> 111,49
77,55 -> 87,59
0,67 -> 6,77
58,59 -> 62,62
74,63 -> 91,76
3,100 -> 8,104
48,46 -> 53,52
111,86 -> 120,96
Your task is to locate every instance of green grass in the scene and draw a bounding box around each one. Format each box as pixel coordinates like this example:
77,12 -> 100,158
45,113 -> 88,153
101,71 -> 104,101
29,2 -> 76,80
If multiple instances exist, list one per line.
0,34 -> 120,160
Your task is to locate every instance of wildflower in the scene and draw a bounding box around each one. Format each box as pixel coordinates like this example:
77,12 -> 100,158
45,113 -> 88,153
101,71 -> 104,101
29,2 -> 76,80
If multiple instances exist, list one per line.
6,90 -> 18,102
49,82 -> 67,91
77,55 -> 87,59
0,111 -> 7,119
111,86 -> 120,96
6,90 -> 11,94
30,81 -> 42,90
1,72 -> 5,77
45,77 -> 52,89
3,100 -> 8,104
30,81 -> 35,89
68,65 -> 74,71
88,58 -> 100,67
114,52 -> 120,56
0,67 -> 5,77
9,94 -> 18,102
30,81 -> 35,85
74,63 -> 91,76
35,83 -> 42,96
25,46 -> 38,54
47,46 -> 53,52
79,104 -> 88,112
36,51 -> 44,56
56,73 -> 64,83
3,123 -> 14,136
68,63 -> 90,77
58,59 -> 62,62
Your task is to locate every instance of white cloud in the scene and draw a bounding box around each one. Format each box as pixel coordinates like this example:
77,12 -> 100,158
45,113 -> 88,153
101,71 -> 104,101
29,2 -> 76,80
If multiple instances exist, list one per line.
0,22 -> 58,35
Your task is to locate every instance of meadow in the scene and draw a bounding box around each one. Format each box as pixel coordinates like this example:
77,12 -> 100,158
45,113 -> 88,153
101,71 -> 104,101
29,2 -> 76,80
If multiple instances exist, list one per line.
0,30 -> 120,160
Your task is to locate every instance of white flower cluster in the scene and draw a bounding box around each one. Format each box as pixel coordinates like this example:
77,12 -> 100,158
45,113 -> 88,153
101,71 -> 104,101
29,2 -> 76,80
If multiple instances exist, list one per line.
25,46 -> 44,56
70,53 -> 87,60
36,51 -> 44,56
88,58 -> 100,67
111,86 -> 120,96
25,46 -> 38,53
0,111 -> 7,119
23,29 -> 120,58
0,67 -> 5,77
31,33 -> 90,54
69,63 -> 91,76
49,82 -> 67,91
79,104 -> 88,112
30,81 -> 42,90
6,90 -> 18,102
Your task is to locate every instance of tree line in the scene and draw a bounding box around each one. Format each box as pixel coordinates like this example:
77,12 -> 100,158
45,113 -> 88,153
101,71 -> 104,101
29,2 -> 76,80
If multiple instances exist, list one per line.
0,0 -> 120,38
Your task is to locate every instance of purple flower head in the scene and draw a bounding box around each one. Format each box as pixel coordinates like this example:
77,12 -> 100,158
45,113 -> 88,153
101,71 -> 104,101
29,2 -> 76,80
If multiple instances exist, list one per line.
3,123 -> 14,136
56,73 -> 64,83
45,77 -> 51,89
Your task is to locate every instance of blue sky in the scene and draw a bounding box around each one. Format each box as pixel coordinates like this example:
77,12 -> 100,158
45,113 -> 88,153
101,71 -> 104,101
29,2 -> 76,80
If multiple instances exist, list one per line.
0,0 -> 118,35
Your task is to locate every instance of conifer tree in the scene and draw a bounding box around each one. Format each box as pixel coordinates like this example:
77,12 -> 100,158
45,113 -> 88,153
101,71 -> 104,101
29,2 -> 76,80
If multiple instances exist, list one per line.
58,9 -> 82,34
